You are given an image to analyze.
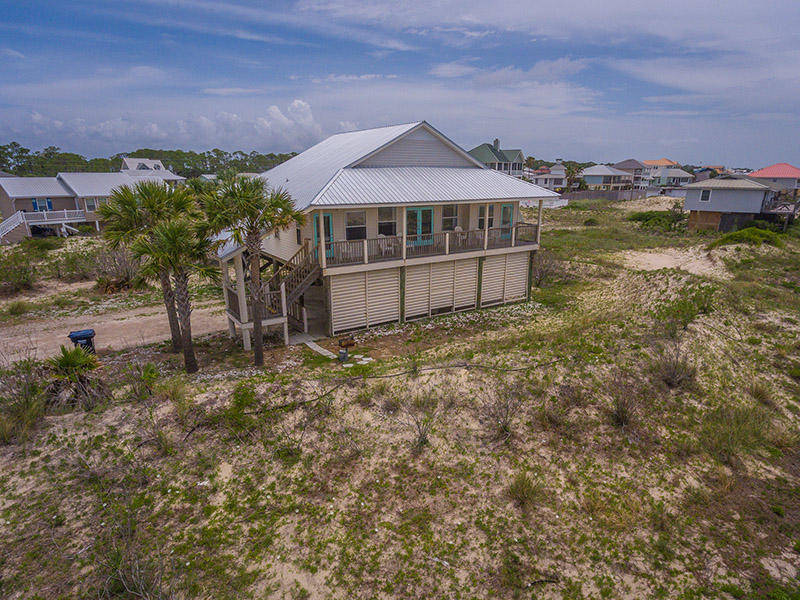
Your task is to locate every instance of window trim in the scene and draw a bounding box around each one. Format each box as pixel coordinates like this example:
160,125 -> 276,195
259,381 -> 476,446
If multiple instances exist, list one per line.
441,204 -> 458,231
699,189 -> 712,202
478,205 -> 495,229
85,197 -> 97,212
345,210 -> 367,241
377,206 -> 396,237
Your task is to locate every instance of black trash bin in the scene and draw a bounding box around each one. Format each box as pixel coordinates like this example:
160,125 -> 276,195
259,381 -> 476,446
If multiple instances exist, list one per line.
68,329 -> 96,354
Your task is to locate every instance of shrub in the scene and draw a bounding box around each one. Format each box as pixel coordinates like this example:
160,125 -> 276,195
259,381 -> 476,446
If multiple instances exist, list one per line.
94,246 -> 143,293
651,341 -> 696,390
5,300 -> 34,316
583,217 -> 599,226
124,362 -> 160,403
52,247 -> 98,282
401,393 -> 440,452
531,249 -> 560,287
655,285 -> 715,337
20,236 -> 64,254
46,345 -> 108,411
508,470 -> 542,512
0,358 -> 47,444
628,205 -> 686,232
608,373 -> 641,428
0,250 -> 37,295
479,385 -> 526,441
748,380 -> 774,407
707,227 -> 784,250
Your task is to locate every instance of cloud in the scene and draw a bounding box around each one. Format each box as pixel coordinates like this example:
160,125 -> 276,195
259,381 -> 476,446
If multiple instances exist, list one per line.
0,66 -> 167,101
202,87 -> 264,96
311,73 -> 398,83
1,48 -> 25,59
429,61 -> 479,78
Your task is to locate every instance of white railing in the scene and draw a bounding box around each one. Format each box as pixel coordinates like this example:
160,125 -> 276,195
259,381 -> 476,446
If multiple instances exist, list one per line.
23,209 -> 86,224
0,211 -> 25,239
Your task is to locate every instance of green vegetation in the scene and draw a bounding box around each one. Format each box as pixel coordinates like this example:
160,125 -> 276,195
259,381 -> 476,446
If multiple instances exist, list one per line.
708,226 -> 784,249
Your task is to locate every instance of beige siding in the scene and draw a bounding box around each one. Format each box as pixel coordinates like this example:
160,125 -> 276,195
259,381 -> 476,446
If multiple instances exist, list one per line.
330,272 -> 367,332
0,188 -> 14,219
481,255 -> 506,305
357,128 -> 475,168
262,227 -> 301,261
504,252 -> 529,301
454,258 -> 478,309
405,264 -> 430,319
367,268 -> 400,326
430,261 -> 454,313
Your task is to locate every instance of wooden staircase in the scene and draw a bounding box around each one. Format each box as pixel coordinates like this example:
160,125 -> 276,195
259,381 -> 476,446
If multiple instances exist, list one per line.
264,242 -> 320,325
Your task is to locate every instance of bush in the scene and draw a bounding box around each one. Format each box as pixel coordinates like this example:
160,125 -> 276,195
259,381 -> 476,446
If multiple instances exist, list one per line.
124,362 -> 160,403
651,341 -> 696,390
479,385 -> 526,441
655,285 -> 716,337
95,246 -> 143,293
608,373 -> 641,428
531,249 -> 560,287
628,204 -> 686,232
583,217 -> 599,226
20,236 -> 64,254
0,250 -> 37,295
707,227 -> 784,250
5,300 -> 34,316
52,247 -> 98,282
0,358 -> 47,444
748,380 -> 774,407
46,345 -> 108,411
401,393 -> 440,452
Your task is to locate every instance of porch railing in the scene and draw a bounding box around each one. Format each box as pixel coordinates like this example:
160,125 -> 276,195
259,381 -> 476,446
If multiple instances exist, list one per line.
24,209 -> 86,224
324,223 -> 539,267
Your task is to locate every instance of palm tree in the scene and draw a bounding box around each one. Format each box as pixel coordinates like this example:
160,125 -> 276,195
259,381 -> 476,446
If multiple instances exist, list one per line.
564,163 -> 581,192
98,181 -> 196,353
132,218 -> 217,374
205,177 -> 304,367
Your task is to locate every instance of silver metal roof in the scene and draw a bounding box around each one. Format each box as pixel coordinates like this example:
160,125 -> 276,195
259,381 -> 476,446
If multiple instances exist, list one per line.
684,176 -> 769,190
121,157 -> 165,171
58,172 -> 163,197
580,164 -> 631,177
0,177 -> 74,199
260,121 -> 423,210
312,167 -> 558,207
127,170 -> 185,182
652,167 -> 694,178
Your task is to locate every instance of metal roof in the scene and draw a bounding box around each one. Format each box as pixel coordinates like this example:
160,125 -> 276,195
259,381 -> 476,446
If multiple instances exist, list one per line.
126,170 -> 185,182
0,177 -> 74,199
58,172 -> 163,197
260,122 -> 422,210
0,170 -> 13,177
580,165 -> 631,177
121,157 -> 166,171
749,163 -> 800,179
614,158 -> 646,170
312,167 -> 558,207
652,167 -> 694,178
684,176 -> 769,190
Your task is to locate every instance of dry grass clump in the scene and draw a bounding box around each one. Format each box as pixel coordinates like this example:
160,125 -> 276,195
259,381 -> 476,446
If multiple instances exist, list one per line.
531,249 -> 560,287
747,380 -> 775,408
651,340 -> 696,390
607,372 -> 642,428
508,470 -> 543,512
479,383 -> 527,441
701,404 -> 769,465
401,392 -> 443,452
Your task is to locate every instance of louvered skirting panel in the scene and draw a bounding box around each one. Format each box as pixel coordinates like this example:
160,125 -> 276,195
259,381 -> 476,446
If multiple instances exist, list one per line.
454,258 -> 478,310
330,272 -> 367,333
405,264 -> 430,319
366,268 -> 400,326
430,261 -> 455,312
481,255 -> 506,306
504,252 -> 529,301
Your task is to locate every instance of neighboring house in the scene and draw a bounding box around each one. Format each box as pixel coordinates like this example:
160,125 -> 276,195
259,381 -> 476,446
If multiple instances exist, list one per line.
579,165 -> 633,190
0,171 -> 170,243
120,156 -> 185,185
468,139 -> 525,177
613,159 -> 647,189
0,170 -> 13,177
200,174 -> 218,181
531,162 -> 567,191
650,167 -> 694,188
747,163 -> 800,193
684,176 -> 780,232
216,121 -> 559,345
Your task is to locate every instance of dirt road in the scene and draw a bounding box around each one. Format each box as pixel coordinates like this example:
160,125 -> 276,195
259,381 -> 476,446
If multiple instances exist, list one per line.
0,302 -> 227,362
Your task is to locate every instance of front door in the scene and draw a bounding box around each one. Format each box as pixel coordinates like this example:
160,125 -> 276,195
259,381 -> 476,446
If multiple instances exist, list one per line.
406,207 -> 433,245
313,213 -> 333,259
500,203 -> 514,239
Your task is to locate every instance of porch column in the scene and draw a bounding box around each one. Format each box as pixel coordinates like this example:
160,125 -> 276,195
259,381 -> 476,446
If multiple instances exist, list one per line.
401,206 -> 407,260
317,209 -> 327,269
234,253 -> 251,350
280,281 -> 289,345
483,202 -> 490,250
536,199 -> 544,244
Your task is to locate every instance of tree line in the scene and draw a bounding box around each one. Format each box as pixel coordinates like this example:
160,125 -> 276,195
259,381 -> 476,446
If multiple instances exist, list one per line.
0,142 -> 297,178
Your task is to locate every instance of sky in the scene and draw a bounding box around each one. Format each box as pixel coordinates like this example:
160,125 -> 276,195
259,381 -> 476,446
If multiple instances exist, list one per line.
1,1 -> 799,167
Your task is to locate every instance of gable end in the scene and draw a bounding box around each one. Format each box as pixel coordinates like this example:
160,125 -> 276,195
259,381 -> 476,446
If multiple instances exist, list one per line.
355,125 -> 479,169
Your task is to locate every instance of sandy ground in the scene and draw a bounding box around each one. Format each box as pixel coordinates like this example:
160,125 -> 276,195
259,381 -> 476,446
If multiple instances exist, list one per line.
619,246 -> 731,279
0,302 -> 227,362
614,194 -> 683,212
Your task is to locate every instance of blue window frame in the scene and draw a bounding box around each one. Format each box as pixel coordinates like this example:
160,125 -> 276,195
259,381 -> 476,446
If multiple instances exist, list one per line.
406,207 -> 434,246
313,213 -> 333,259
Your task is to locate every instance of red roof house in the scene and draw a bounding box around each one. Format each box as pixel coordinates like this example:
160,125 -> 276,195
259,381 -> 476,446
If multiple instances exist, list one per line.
749,163 -> 800,179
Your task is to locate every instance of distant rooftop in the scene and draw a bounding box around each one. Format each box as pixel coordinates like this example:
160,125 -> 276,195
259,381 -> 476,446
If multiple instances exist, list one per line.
684,175 -> 768,190
642,158 -> 679,167
749,163 -> 800,179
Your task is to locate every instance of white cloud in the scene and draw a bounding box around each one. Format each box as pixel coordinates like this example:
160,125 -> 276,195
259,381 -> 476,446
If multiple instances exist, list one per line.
429,61 -> 479,78
202,87 -> 264,96
1,48 -> 25,59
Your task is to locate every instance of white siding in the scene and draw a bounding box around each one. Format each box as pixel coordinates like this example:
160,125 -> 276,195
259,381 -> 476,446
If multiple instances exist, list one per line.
261,227 -> 301,261
357,128 -> 475,168
454,258 -> 478,309
481,255 -> 505,305
367,268 -> 400,326
405,264 -> 430,319
430,262 -> 455,313
504,252 -> 529,301
330,272 -> 367,332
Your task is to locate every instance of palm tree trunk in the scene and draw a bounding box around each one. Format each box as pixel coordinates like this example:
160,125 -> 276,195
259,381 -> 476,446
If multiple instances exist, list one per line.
246,231 -> 264,367
159,269 -> 182,352
173,270 -> 198,374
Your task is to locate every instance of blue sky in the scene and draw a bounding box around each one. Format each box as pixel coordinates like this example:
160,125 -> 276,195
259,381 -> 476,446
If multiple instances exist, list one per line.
1,0 -> 799,167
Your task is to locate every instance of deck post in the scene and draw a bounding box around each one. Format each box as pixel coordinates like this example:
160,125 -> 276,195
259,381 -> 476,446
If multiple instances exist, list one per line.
483,203 -> 490,250
510,225 -> 516,247
363,238 -> 368,264
445,232 -> 450,254
401,206 -> 407,261
317,210 -> 327,269
280,281 -> 289,345
536,199 -> 544,244
234,253 -> 251,350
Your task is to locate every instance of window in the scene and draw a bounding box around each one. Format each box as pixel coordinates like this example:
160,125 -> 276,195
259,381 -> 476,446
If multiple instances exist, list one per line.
31,198 -> 39,211
85,197 -> 97,212
700,190 -> 711,202
478,205 -> 495,229
377,207 -> 396,236
296,227 -> 302,245
345,211 -> 367,240
442,204 -> 458,231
